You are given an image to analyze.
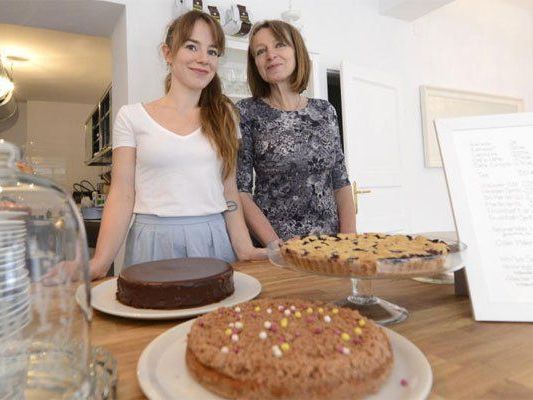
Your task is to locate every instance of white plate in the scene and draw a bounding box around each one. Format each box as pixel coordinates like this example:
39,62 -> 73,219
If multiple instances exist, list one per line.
0,229 -> 26,236
76,272 -> 262,320
0,211 -> 28,218
0,243 -> 24,253
0,238 -> 25,247
0,220 -> 25,227
137,319 -> 432,400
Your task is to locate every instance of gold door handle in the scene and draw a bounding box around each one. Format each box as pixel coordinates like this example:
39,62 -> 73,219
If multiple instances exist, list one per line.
352,182 -> 372,215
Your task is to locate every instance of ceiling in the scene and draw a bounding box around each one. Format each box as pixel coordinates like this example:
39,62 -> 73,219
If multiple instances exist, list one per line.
0,0 -> 532,104
0,0 -> 124,37
0,23 -> 111,103
0,0 -> 123,104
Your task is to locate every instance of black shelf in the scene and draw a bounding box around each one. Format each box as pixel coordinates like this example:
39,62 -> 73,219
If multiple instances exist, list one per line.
85,85 -> 112,166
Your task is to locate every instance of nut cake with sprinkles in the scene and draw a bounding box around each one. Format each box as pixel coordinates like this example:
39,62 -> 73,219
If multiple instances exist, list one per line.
186,298 -> 393,399
280,233 -> 449,277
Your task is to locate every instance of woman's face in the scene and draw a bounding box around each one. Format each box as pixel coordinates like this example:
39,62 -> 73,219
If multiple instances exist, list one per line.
165,19 -> 220,91
251,27 -> 296,86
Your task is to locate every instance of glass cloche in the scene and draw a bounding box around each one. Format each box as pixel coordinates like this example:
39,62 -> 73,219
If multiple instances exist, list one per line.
0,141 -> 115,399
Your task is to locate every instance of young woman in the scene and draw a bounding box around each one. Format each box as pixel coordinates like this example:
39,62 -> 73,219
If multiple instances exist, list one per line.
236,20 -> 357,245
90,11 -> 265,280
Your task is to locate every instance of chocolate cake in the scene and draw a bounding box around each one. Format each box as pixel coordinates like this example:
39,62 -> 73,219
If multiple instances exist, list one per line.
116,258 -> 234,309
186,298 -> 393,399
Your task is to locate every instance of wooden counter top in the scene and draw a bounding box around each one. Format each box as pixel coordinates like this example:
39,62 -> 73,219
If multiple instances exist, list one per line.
91,261 -> 533,399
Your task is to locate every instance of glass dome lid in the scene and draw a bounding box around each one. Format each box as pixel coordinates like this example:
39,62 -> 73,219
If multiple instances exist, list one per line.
0,140 -> 95,399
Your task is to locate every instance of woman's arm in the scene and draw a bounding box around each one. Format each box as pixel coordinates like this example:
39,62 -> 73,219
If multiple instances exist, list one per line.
89,147 -> 136,279
223,172 -> 267,260
239,192 -> 279,246
335,184 -> 357,233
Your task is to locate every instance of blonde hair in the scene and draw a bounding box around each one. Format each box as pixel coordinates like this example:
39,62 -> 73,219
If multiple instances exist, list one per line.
164,11 -> 239,179
247,20 -> 310,98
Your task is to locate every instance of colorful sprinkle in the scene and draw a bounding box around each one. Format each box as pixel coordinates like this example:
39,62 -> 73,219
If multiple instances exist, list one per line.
354,327 -> 363,336
234,306 -> 241,313
224,328 -> 232,336
400,379 -> 409,387
220,346 -> 229,353
306,307 -> 313,314
278,305 -> 285,311
341,333 -> 351,341
332,308 -> 339,315
229,322 -> 235,328
231,334 -> 239,342
254,306 -> 261,312
259,331 -> 268,340
324,315 -> 332,323
235,321 -> 244,330
266,308 -> 273,314
313,327 -> 323,334
358,319 -> 366,327
318,307 -> 324,314
264,321 -> 272,329
281,342 -> 290,352
272,345 -> 283,358
290,305 -> 296,311
342,346 -> 351,355
294,311 -> 302,318
284,309 -> 291,316
280,318 -> 289,328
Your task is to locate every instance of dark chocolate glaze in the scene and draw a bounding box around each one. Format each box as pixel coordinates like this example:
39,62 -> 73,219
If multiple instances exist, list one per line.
116,258 -> 234,309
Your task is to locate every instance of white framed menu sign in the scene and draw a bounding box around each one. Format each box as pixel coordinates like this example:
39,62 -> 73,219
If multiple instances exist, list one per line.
436,112 -> 533,322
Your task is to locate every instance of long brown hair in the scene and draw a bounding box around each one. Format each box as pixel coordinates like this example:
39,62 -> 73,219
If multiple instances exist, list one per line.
164,11 -> 239,179
247,20 -> 310,99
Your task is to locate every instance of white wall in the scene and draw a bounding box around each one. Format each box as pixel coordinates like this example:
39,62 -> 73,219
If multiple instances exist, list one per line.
110,5 -> 128,122
109,0 -> 533,233
25,101 -> 103,190
108,0 -> 175,110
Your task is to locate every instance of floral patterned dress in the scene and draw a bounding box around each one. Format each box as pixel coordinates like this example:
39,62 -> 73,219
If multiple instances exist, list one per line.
236,97 -> 351,241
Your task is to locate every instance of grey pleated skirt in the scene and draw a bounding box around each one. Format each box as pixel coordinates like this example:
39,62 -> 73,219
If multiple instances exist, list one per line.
123,213 -> 236,268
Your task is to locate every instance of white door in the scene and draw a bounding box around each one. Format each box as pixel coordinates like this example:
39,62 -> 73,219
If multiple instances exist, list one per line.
340,62 -> 408,232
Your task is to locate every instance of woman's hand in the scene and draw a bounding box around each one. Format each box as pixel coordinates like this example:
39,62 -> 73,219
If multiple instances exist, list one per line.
236,246 -> 267,261
89,258 -> 109,281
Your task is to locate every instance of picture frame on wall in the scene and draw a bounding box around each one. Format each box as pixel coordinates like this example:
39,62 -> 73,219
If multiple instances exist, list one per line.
420,86 -> 524,168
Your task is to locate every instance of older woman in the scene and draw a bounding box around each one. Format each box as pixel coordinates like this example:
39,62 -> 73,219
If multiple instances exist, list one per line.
236,20 -> 356,244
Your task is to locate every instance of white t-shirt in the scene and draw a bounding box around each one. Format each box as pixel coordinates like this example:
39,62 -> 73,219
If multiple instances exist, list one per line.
112,103 -> 236,217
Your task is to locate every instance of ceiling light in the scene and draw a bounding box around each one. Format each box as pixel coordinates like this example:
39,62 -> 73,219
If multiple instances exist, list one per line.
0,56 -> 14,101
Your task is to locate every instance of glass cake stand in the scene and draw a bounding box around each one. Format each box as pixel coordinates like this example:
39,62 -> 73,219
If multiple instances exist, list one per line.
412,231 -> 462,285
90,346 -> 118,399
267,239 -> 466,326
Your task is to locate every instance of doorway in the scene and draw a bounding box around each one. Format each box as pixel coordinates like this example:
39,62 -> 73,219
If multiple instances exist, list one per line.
327,69 -> 344,150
